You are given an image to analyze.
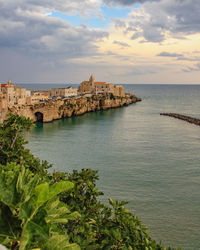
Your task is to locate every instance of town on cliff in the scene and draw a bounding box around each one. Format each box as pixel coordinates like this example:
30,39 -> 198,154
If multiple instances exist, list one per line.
0,75 -> 140,123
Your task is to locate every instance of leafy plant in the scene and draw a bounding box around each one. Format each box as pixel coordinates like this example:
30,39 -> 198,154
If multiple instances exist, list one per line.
52,169 -> 172,250
0,163 -> 80,250
0,113 -> 51,173
0,114 -> 32,165
0,115 -> 179,249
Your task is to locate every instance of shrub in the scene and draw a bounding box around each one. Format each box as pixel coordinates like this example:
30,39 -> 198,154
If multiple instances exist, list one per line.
0,114 -> 178,249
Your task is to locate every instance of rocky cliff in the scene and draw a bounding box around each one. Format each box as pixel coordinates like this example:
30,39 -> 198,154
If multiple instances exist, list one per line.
7,93 -> 141,123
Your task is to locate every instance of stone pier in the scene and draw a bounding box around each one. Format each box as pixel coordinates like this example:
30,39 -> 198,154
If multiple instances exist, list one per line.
160,113 -> 200,126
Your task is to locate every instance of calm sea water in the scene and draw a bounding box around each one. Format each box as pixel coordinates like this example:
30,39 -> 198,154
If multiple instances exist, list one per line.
22,84 -> 200,250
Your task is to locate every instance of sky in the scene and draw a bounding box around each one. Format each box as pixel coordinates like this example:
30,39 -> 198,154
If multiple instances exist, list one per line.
0,0 -> 200,84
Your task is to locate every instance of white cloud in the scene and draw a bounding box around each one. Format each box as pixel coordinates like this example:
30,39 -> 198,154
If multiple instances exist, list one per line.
0,0 -> 108,57
115,0 -> 200,42
0,0 -> 101,16
0,0 -> 109,81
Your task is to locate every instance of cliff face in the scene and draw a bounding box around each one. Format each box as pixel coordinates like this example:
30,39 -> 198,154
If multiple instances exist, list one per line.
7,94 -> 141,123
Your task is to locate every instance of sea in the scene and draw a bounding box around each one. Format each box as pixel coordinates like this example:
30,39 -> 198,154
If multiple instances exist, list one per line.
20,83 -> 200,250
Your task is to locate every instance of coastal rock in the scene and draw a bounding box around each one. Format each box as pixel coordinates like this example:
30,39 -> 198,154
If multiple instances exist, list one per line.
5,94 -> 141,123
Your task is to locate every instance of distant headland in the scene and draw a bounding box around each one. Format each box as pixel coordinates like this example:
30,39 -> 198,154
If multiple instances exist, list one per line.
0,75 -> 141,123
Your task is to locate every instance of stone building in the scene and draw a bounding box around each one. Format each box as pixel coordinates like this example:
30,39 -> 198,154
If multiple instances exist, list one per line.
0,80 -> 30,122
0,84 -> 7,111
0,80 -> 27,107
0,85 -> 8,122
49,86 -> 77,98
30,91 -> 49,104
78,75 -> 125,97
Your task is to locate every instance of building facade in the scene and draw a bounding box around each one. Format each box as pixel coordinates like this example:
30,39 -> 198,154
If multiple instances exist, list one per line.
78,75 -> 125,97
0,80 -> 28,108
30,91 -> 49,104
49,86 -> 77,98
0,80 -> 31,122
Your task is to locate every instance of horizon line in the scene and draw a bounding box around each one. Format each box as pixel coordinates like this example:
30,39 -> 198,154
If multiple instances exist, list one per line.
15,82 -> 200,85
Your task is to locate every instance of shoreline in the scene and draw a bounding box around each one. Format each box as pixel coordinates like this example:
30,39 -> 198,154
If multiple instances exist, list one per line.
7,93 -> 141,123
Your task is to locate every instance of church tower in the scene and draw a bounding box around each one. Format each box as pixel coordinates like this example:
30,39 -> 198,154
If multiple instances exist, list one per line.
7,80 -> 12,86
89,74 -> 95,87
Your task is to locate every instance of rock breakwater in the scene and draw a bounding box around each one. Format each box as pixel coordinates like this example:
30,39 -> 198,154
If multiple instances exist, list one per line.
160,113 -> 200,126
7,93 -> 141,123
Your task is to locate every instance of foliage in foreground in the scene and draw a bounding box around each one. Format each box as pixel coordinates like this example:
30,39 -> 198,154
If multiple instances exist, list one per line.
0,114 -> 177,250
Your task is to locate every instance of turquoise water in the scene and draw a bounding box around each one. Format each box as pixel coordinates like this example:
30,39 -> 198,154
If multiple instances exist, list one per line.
24,84 -> 200,249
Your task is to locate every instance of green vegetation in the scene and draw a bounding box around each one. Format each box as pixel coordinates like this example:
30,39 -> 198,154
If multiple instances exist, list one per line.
109,93 -> 116,100
0,114 -> 177,250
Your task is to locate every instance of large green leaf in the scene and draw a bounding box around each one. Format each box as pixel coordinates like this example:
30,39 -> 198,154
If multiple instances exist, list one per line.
34,182 -> 49,208
0,164 -> 79,250
49,181 -> 74,198
42,234 -> 80,250
34,181 -> 74,208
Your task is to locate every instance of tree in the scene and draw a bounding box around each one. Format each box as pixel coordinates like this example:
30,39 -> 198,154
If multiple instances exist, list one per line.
0,113 -> 51,173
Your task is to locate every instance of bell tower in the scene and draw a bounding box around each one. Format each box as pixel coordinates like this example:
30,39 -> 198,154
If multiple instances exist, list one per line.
7,79 -> 12,86
89,74 -> 95,87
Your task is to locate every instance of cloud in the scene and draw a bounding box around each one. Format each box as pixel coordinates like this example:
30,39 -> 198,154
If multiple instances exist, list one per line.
0,13 -> 107,57
0,0 -> 101,17
1,0 -> 200,83
183,63 -> 200,73
124,6 -> 167,42
157,52 -> 200,61
192,50 -> 200,54
103,0 -> 159,6
113,40 -> 130,47
0,0 -> 110,82
122,0 -> 200,42
0,0 -> 106,55
157,52 -> 183,57
122,64 -> 163,75
177,57 -> 200,62
111,18 -> 126,29
0,0 -> 109,78
131,32 -> 143,40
